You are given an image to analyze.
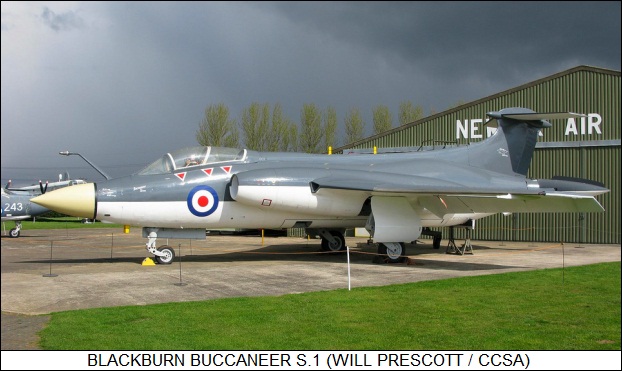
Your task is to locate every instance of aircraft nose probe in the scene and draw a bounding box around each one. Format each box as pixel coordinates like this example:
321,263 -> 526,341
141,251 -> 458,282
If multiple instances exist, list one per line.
31,183 -> 97,219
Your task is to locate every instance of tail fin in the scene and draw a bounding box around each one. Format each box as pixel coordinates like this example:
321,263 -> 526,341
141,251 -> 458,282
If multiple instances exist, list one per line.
468,108 -> 586,177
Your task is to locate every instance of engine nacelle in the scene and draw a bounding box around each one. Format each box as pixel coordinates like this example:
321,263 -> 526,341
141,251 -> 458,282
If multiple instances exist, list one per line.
230,169 -> 368,217
365,196 -> 422,243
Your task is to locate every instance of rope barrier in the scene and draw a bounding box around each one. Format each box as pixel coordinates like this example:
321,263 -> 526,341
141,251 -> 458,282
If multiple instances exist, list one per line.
8,235 -> 581,262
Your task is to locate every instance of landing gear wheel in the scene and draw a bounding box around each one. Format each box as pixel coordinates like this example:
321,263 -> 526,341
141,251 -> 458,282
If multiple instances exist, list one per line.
9,228 -> 20,238
321,231 -> 346,252
155,245 -> 175,264
378,242 -> 405,263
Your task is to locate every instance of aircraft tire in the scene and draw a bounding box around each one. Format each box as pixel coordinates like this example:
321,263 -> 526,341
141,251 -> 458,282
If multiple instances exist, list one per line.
378,242 -> 405,263
155,245 -> 175,264
321,231 -> 346,252
9,228 -> 20,238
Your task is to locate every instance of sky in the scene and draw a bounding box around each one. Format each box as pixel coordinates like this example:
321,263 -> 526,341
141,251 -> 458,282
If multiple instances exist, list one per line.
2,1 -> 620,186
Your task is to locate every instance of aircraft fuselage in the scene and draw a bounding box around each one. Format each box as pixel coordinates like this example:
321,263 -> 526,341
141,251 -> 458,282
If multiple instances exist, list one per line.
91,149 -> 510,230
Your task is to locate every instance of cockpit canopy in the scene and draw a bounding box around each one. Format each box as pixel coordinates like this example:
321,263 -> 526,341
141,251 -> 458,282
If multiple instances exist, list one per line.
138,146 -> 247,175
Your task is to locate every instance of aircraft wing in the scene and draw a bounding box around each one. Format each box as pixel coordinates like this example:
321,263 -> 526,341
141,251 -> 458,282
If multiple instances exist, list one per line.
416,193 -> 605,217
311,172 -> 530,195
311,173 -> 605,217
311,173 -> 458,193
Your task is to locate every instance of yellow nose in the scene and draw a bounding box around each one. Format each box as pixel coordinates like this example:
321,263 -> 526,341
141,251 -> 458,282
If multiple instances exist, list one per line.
31,183 -> 96,219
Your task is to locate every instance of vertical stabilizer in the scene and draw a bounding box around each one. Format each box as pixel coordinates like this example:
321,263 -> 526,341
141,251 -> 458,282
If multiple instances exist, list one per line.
468,108 -> 585,177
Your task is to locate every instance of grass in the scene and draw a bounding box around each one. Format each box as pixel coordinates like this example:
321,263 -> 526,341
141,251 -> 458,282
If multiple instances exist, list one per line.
38,262 -> 620,350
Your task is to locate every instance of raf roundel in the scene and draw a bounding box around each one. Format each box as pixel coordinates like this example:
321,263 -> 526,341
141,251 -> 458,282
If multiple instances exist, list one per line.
187,185 -> 219,217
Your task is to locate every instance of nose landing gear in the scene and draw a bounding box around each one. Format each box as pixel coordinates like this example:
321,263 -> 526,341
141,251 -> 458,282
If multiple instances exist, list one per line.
146,231 -> 176,264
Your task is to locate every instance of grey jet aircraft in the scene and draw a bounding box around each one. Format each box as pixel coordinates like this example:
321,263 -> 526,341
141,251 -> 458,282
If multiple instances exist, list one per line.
2,174 -> 88,237
32,108 -> 609,263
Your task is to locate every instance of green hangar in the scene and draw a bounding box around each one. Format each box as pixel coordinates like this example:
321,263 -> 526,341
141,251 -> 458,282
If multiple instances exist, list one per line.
336,65 -> 620,244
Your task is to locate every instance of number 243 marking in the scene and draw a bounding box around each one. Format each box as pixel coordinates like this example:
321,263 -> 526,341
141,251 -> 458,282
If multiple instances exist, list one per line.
3,203 -> 24,212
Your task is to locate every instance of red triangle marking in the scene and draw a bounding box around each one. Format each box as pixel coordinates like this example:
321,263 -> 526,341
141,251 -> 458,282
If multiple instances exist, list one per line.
203,168 -> 213,176
221,166 -> 232,174
175,172 -> 186,181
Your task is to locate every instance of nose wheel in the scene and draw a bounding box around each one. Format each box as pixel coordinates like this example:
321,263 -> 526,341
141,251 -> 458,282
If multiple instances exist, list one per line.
9,228 -> 20,238
9,222 -> 22,238
145,231 -> 176,264
155,245 -> 175,264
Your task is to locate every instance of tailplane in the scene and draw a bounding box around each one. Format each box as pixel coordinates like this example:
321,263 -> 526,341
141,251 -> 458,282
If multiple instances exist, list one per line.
468,108 -> 586,177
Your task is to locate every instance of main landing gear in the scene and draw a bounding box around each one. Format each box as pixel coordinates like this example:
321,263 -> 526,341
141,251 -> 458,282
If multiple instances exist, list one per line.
315,229 -> 407,263
376,242 -> 407,263
421,227 -> 442,249
317,229 -> 346,252
145,231 -> 176,264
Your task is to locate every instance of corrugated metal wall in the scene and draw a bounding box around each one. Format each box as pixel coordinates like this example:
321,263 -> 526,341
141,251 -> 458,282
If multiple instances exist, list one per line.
336,66 -> 620,244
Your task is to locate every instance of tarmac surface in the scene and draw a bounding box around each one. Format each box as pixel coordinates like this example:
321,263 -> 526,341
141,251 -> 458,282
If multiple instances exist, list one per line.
1,227 -> 620,350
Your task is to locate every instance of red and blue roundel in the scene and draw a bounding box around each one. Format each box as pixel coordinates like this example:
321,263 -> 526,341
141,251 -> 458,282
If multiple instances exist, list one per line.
187,185 -> 219,217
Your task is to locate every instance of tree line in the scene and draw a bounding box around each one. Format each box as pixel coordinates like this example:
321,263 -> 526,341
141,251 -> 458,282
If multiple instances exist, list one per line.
196,101 -> 431,153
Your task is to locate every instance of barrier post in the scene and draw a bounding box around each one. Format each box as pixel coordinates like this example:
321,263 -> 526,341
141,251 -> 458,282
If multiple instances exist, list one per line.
347,246 -> 351,291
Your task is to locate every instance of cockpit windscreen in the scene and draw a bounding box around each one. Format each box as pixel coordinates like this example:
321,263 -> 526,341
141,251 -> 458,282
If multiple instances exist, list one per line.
137,146 -> 246,175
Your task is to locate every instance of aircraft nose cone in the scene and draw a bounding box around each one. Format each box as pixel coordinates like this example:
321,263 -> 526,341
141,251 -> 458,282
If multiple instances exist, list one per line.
31,183 -> 96,219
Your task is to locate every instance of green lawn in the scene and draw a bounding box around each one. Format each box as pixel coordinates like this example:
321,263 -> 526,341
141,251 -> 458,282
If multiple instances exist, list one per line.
39,262 -> 620,350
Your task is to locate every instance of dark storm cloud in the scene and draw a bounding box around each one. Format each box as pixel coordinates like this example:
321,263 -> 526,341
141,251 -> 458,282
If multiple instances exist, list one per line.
1,1 -> 620,186
266,2 -> 621,83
